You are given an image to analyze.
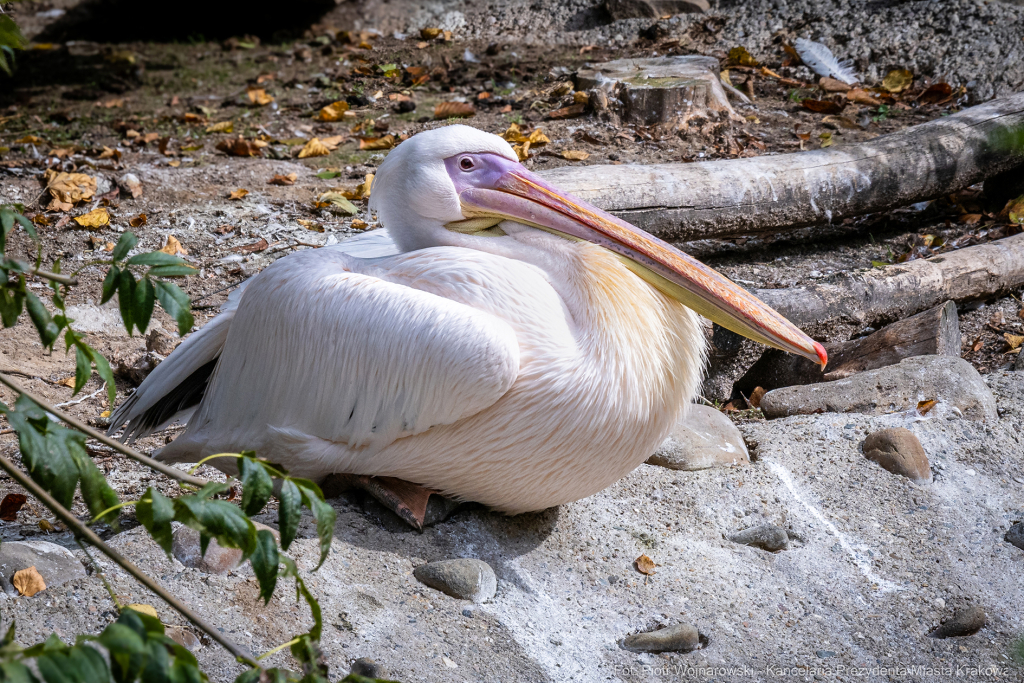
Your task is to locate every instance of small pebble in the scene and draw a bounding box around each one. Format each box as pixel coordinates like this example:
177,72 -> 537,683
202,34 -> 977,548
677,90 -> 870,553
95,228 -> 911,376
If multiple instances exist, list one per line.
621,623 -> 704,653
862,428 -> 931,483
350,657 -> 385,678
413,559 -> 497,603
1004,522 -> 1024,551
727,524 -> 789,552
929,606 -> 987,638
166,627 -> 202,651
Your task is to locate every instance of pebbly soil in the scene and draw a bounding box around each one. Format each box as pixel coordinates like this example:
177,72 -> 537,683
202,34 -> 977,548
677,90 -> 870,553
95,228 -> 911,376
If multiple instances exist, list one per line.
0,0 -> 1023,681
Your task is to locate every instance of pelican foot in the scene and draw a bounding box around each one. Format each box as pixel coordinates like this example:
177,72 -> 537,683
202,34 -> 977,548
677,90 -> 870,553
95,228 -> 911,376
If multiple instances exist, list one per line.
321,474 -> 463,530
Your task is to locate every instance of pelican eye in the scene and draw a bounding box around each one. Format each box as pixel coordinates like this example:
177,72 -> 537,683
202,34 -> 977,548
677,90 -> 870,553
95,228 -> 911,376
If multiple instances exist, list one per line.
459,157 -> 475,171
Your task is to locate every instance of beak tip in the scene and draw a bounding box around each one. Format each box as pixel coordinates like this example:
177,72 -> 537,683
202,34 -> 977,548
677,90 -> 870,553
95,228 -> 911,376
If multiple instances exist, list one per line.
813,341 -> 828,369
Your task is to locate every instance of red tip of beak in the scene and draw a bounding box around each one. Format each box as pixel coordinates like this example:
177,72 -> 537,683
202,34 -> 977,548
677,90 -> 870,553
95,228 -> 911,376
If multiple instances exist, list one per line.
813,341 -> 828,369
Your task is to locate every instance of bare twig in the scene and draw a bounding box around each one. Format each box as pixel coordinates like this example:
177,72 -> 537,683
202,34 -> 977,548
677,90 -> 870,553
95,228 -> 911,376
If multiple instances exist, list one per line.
0,373 -> 209,488
0,452 -> 258,668
29,268 -> 78,286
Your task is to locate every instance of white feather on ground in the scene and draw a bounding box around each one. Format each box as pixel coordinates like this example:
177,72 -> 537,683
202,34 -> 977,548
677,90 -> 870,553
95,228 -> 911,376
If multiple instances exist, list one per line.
794,37 -> 859,85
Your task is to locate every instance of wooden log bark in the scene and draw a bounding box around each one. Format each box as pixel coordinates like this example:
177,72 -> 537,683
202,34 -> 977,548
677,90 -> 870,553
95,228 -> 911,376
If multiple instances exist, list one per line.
732,301 -> 960,399
752,233 -> 1024,337
538,92 -> 1024,241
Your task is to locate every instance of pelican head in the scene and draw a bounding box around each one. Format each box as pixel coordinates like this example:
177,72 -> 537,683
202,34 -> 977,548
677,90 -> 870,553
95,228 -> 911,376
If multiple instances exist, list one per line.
370,124 -> 827,366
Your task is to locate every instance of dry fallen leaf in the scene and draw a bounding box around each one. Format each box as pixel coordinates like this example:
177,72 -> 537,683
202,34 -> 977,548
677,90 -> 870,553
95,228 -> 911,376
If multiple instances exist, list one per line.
819,131 -> 834,148
59,377 -> 76,388
918,82 -> 953,104
502,122 -> 528,143
44,169 -> 96,205
12,566 -> 45,597
727,46 -> 759,67
216,137 -> 263,157
434,101 -> 476,119
351,218 -> 369,230
316,192 -> 358,215
268,173 -> 298,186
748,386 -> 766,409
129,213 -> 147,228
318,101 -> 350,122
819,77 -> 852,92
126,603 -> 159,619
206,121 -> 234,134
298,138 -> 331,159
801,99 -> 844,115
822,115 -> 861,130
561,150 -> 589,161
846,89 -> 882,106
634,554 -> 657,576
231,238 -> 270,254
38,519 -> 55,532
960,213 -> 983,225
917,399 -> 938,415
1005,333 -> 1024,350
359,135 -> 396,151
73,208 -> 110,229
882,69 -> 913,93
527,129 -> 550,145
971,336 -> 984,353
547,103 -> 587,120
512,141 -> 531,161
247,88 -> 274,106
160,235 -> 188,255
0,493 -> 28,521
228,188 -> 249,200
420,27 -> 442,40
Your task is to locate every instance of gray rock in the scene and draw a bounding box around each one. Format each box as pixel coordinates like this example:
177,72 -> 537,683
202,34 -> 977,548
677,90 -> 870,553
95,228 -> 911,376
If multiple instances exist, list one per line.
760,356 -> 998,421
1015,350 -> 1024,371
929,606 -> 987,638
413,559 -> 496,603
621,623 -> 704,653
1005,522 -> 1024,551
727,524 -> 789,552
0,541 -> 86,595
646,404 -> 749,471
172,522 -> 279,574
605,0 -> 708,21
862,428 -> 931,482
350,657 -> 385,678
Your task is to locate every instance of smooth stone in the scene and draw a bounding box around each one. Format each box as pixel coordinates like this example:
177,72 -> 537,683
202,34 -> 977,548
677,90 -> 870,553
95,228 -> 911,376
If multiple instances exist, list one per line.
1004,522 -> 1024,551
605,0 -> 709,21
646,404 -> 749,471
727,524 -> 789,552
0,541 -> 86,595
166,627 -> 202,651
413,559 -> 496,603
172,522 -> 279,574
862,427 -> 931,482
929,606 -> 987,638
760,356 -> 998,421
350,657 -> 385,678
621,623 -> 704,653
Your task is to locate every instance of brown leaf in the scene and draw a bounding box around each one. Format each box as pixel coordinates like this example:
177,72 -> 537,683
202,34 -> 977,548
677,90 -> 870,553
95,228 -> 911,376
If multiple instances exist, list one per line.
560,150 -> 589,161
748,386 -> 766,409
918,82 -> 952,104
547,103 -> 587,120
231,238 -> 269,254
216,137 -> 263,157
420,27 -> 442,40
846,89 -> 882,106
434,101 -> 476,119
527,129 -> 550,145
960,213 -> 983,225
129,213 -> 147,228
59,376 -> 76,388
819,77 -> 852,92
822,115 -> 861,130
0,493 -> 28,521
206,121 -> 234,134
297,138 -> 331,158
73,208 -> 110,229
228,188 -> 249,201
512,141 -> 531,161
44,170 -> 96,205
359,135 -> 396,151
502,123 -> 528,143
801,99 -> 844,115
882,69 -> 913,93
318,101 -> 350,122
634,554 -> 657,575
351,219 -> 369,230
159,235 -> 188,255
1005,333 -> 1024,350
268,173 -> 298,186
971,336 -> 984,353
12,566 -> 46,597
916,399 -> 938,415
247,88 -> 274,106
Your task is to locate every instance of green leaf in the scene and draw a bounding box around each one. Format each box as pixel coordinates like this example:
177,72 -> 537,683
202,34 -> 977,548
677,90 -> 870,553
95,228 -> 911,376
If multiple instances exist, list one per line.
140,640 -> 171,683
12,212 -> 37,241
83,344 -> 116,407
315,170 -> 343,179
0,661 -> 41,683
132,276 -> 156,335
147,265 -> 198,278
69,444 -> 120,529
117,269 -> 136,335
298,484 -> 335,570
174,496 -> 256,558
10,401 -> 82,510
281,556 -> 323,642
250,529 -> 279,604
238,457 -> 273,516
98,623 -> 146,683
24,291 -> 59,348
126,252 -> 186,267
111,232 -> 138,262
100,265 -> 120,305
277,479 -> 301,552
153,280 -> 194,336
0,284 -> 25,328
136,487 -> 175,555
73,344 -> 90,395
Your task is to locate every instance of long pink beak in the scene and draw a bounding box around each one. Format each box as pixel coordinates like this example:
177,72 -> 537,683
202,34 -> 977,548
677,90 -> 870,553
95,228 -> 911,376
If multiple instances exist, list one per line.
445,153 -> 827,368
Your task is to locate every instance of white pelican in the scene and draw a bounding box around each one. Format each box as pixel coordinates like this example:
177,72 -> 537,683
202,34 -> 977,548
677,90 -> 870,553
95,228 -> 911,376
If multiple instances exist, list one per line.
110,125 -> 825,527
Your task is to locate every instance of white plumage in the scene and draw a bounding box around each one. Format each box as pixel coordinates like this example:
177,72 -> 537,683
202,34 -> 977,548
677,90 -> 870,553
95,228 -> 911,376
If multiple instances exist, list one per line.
794,37 -> 859,85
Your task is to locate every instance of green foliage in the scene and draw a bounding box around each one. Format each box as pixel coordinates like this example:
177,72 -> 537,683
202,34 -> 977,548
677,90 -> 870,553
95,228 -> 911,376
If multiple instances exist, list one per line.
0,15 -> 26,77
990,123 -> 1024,153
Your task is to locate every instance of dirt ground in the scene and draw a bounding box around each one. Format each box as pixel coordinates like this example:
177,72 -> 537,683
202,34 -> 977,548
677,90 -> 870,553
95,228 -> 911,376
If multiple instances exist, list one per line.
1,1 -> 1023,680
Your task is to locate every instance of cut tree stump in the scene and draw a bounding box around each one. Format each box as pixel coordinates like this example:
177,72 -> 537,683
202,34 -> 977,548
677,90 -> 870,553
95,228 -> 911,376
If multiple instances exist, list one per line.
576,56 -> 738,128
752,233 -> 1024,337
732,300 -> 960,399
538,91 -> 1024,241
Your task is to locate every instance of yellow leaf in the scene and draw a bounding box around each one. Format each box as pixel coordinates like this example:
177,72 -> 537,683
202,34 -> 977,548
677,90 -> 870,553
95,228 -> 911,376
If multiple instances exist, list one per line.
501,123 -> 527,144
297,219 -> 324,232
126,603 -> 159,619
727,46 -> 759,67
247,88 -> 274,106
44,170 -> 96,205
73,208 -> 110,229
228,188 -> 249,200
512,141 -> 531,161
205,121 -> 234,134
298,138 -> 331,158
560,150 -> 589,161
100,410 -> 111,418
358,135 -> 396,150
159,235 -> 188,255
1005,333 -> 1024,350
268,173 -> 298,186
882,69 -> 913,93
59,377 -> 75,388
420,27 -> 442,40
819,131 -> 834,148
634,554 -> 657,576
14,135 -> 45,144
917,399 -> 938,415
526,128 -> 550,146
38,520 -> 55,532
318,101 -> 350,122
129,213 -> 147,228
351,219 -> 369,230
355,173 -> 373,199
12,566 -> 46,597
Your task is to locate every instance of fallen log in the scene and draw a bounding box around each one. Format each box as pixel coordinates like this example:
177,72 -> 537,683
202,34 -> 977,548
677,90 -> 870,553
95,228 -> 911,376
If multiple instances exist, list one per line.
732,300 -> 960,399
538,92 -> 1024,241
752,233 -> 1024,336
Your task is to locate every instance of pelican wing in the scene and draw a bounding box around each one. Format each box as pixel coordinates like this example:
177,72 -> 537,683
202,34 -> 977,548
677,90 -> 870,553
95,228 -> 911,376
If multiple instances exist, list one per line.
185,247 -> 522,455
